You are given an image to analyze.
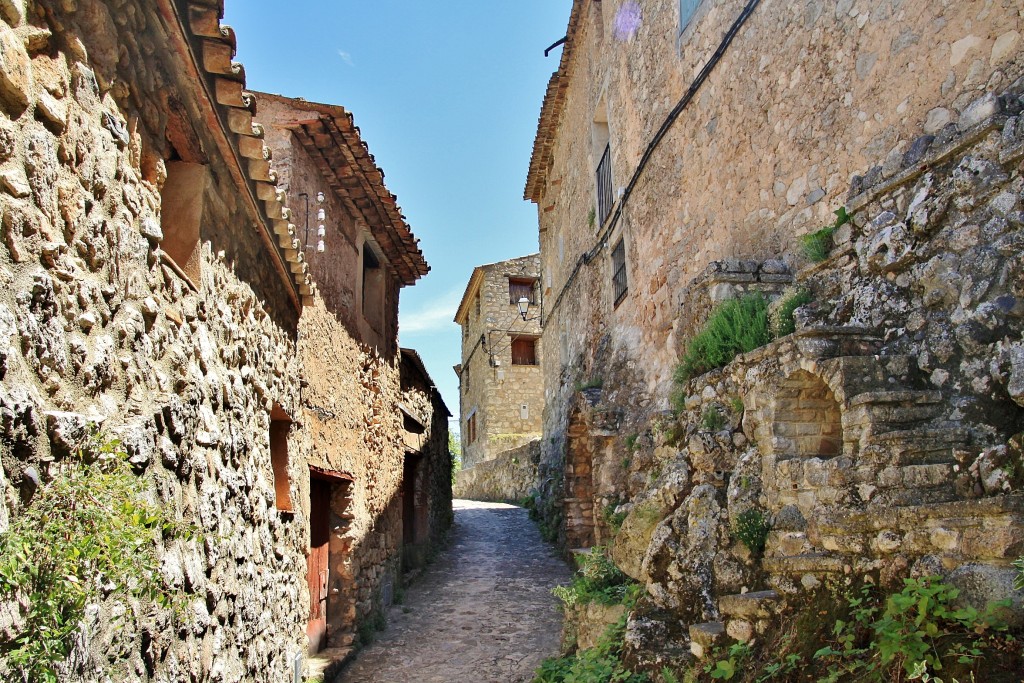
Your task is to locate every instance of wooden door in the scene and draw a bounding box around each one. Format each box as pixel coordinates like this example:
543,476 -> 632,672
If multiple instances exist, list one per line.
306,478 -> 331,652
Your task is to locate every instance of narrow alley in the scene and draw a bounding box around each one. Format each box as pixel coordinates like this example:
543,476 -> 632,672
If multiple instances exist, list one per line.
334,500 -> 571,683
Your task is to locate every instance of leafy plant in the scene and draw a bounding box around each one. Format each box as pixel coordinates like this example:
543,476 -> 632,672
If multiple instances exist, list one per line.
1013,556 -> 1024,591
576,377 -> 604,391
733,508 -> 770,555
675,294 -> 771,385
588,206 -> 597,229
705,642 -> 752,680
813,577 -> 1011,681
728,396 -> 745,416
800,207 -> 850,262
771,287 -> 813,338
0,431 -> 191,682
534,614 -> 650,683
700,405 -> 727,432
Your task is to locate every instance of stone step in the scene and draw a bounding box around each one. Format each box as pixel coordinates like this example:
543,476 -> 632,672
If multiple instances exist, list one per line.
719,590 -> 782,619
859,426 -> 968,465
847,390 -> 943,406
763,552 -> 845,576
689,621 -> 724,659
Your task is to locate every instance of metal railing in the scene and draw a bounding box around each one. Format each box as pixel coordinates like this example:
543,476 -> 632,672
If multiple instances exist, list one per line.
595,144 -> 613,226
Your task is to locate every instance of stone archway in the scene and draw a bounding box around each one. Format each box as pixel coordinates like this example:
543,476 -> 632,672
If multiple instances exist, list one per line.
772,370 -> 844,460
564,409 -> 596,549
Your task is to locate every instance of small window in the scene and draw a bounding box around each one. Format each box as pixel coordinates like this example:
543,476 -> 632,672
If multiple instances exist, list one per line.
270,405 -> 292,512
160,160 -> 209,283
361,242 -> 385,332
511,336 -> 538,366
680,0 -> 700,31
611,239 -> 628,306
467,413 -> 477,444
508,278 -> 536,305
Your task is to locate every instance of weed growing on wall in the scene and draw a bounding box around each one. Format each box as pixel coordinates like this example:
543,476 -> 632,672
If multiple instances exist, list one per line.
674,293 -> 771,386
0,431 -> 192,682
800,207 -> 850,262
700,405 -> 727,432
1013,556 -> 1024,590
770,287 -> 813,338
552,547 -> 638,608
732,508 -> 771,555
602,502 -> 628,534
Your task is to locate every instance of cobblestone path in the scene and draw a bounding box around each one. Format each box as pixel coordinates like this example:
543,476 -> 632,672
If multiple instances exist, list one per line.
334,499 -> 571,683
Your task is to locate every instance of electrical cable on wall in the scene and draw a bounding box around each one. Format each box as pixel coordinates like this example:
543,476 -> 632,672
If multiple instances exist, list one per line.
541,0 -> 762,327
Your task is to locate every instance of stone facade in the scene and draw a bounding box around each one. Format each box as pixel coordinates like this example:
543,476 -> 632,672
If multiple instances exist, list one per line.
524,0 -> 1024,672
454,253 -> 543,469
0,2 -> 445,680
527,0 -> 1024,480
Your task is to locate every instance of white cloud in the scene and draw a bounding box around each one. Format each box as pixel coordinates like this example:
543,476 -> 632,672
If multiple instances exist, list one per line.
337,50 -> 354,67
399,288 -> 463,335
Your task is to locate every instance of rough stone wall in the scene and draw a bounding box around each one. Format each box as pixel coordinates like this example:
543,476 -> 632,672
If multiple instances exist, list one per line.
453,438 -> 540,503
532,0 -> 1024,496
590,93 -> 1024,670
0,1 -> 309,679
457,253 -> 543,468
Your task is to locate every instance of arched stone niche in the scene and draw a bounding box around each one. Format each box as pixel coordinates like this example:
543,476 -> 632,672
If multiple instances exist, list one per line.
771,370 -> 844,460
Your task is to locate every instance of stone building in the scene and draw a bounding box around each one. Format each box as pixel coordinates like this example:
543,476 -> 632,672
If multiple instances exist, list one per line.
453,253 -> 543,470
526,0 -> 1023,542
524,0 -> 1024,668
0,1 -> 447,680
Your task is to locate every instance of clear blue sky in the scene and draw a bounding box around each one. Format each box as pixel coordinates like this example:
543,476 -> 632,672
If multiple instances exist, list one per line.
225,1 -> 572,428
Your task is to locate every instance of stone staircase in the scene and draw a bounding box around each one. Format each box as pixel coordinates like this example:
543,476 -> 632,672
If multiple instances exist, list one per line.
689,590 -> 784,657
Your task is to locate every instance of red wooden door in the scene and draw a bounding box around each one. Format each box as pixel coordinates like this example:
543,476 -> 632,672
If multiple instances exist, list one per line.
306,479 -> 330,652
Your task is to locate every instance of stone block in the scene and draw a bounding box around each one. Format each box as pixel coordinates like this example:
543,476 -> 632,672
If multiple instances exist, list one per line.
689,621 -> 724,659
719,590 -> 781,619
0,26 -> 30,112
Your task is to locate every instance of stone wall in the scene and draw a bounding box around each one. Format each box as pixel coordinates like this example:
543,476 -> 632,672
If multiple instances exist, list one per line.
456,253 -> 543,468
574,90 -> 1024,671
529,0 -> 1024,507
453,438 -> 541,503
0,2 -> 438,679
0,1 -> 309,678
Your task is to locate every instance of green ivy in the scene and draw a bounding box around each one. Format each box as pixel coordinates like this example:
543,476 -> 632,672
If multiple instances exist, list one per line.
0,431 -> 193,682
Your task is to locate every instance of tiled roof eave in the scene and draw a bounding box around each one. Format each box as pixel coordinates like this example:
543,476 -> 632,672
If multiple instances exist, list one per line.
164,0 -> 315,308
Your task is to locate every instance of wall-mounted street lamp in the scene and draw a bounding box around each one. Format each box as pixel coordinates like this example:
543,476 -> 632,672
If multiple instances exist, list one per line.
517,296 -> 530,321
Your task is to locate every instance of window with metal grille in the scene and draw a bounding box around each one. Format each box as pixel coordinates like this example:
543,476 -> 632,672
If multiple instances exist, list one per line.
508,278 -> 536,305
611,239 -> 628,306
680,0 -> 700,30
511,336 -> 538,366
595,143 -> 613,226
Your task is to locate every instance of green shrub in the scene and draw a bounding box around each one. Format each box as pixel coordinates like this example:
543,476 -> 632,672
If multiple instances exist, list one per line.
1013,556 -> 1024,591
771,287 -> 813,338
552,547 -> 636,608
733,508 -> 770,555
576,377 -> 604,391
625,433 -> 640,451
0,431 -> 192,682
675,294 -> 771,384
